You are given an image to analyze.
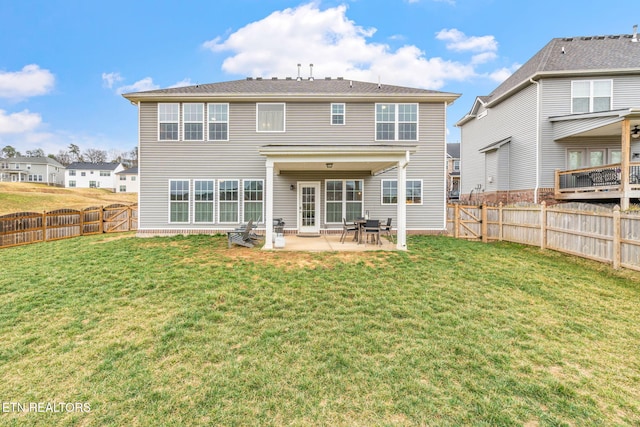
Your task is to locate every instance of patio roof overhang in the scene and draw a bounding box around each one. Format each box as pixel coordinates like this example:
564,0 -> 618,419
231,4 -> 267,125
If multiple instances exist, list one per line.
258,144 -> 418,175
550,108 -> 640,141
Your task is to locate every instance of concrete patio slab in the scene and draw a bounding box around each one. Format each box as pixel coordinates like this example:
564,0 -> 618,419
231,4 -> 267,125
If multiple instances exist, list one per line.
264,233 -> 396,252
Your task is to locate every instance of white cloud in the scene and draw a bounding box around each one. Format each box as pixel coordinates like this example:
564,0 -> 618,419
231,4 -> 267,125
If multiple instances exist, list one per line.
202,3 -> 477,90
169,78 -> 193,88
115,77 -> 159,95
0,109 -> 42,134
102,72 -> 124,89
487,63 -> 521,83
0,65 -> 55,100
436,28 -> 497,53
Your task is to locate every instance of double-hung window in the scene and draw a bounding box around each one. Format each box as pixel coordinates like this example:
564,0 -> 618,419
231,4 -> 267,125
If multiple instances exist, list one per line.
243,180 -> 264,222
257,103 -> 285,132
325,179 -> 363,223
376,103 -> 418,141
183,103 -> 204,141
218,180 -> 239,223
381,179 -> 423,205
208,103 -> 228,140
159,103 -> 179,141
571,80 -> 612,113
194,180 -> 215,223
331,103 -> 345,125
169,180 -> 190,223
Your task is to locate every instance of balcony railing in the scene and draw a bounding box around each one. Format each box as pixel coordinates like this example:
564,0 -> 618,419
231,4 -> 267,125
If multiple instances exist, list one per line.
555,163 -> 640,197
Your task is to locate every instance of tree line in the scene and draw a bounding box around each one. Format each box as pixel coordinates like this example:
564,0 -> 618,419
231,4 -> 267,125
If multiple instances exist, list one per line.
1,144 -> 137,168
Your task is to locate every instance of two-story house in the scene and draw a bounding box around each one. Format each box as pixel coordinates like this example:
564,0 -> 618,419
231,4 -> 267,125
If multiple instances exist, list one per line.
457,26 -> 640,208
116,166 -> 139,193
65,162 -> 125,192
0,156 -> 65,186
122,77 -> 460,249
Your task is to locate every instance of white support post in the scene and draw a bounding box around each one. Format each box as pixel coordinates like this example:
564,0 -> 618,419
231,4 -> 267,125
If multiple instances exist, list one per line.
264,160 -> 274,249
396,155 -> 408,250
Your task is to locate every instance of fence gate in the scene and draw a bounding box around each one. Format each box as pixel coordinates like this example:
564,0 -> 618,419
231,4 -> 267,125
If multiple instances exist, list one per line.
452,204 -> 482,239
103,204 -> 133,233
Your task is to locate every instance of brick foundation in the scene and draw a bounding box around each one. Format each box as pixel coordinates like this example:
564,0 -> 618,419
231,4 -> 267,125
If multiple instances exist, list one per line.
460,188 -> 559,205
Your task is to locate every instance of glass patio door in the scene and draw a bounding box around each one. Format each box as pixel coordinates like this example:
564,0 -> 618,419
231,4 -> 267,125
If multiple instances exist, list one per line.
298,182 -> 320,234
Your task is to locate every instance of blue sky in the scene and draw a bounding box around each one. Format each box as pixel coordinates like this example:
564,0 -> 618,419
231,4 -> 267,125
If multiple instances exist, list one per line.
0,0 -> 635,158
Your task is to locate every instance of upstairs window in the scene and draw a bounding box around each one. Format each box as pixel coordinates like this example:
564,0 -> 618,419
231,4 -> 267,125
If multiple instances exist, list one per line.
183,103 -> 204,141
572,80 -> 612,113
453,160 -> 460,171
257,103 -> 285,132
208,103 -> 229,141
376,103 -> 418,141
331,103 -> 345,125
159,103 -> 179,140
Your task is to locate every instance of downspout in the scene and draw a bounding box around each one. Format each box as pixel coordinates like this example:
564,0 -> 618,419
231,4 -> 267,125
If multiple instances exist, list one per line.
529,78 -> 540,203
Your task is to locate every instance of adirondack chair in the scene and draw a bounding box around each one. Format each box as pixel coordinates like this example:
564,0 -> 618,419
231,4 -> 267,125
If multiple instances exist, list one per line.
227,220 -> 255,248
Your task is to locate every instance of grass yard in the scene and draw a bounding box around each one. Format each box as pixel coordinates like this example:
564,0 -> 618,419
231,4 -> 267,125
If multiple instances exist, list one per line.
0,234 -> 639,426
0,183 -> 137,215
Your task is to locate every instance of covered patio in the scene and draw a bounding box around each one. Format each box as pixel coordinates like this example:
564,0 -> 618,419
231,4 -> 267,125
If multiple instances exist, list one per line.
552,110 -> 640,208
259,144 -> 417,250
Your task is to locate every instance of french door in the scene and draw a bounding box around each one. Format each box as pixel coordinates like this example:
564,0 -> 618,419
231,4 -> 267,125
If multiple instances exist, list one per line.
298,182 -> 320,234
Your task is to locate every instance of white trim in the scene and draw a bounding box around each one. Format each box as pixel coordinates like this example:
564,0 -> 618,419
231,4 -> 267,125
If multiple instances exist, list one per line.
380,179 -> 423,205
182,102 -> 204,141
217,178 -> 240,224
323,179 -> 364,224
158,103 -> 180,141
298,181 -> 321,233
571,79 -> 613,114
193,179 -> 216,224
374,103 -> 419,141
330,103 -> 346,125
168,179 -> 190,224
207,102 -> 230,141
256,102 -> 286,133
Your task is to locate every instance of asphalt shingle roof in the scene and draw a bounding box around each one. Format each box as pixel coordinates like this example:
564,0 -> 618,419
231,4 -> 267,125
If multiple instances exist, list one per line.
66,162 -> 121,171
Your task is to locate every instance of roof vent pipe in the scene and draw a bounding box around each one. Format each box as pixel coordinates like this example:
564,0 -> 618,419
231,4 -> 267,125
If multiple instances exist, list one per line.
633,24 -> 638,42
309,63 -> 314,81
297,64 -> 302,81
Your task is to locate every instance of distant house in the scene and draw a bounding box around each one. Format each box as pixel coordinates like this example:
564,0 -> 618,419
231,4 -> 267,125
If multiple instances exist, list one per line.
457,26 -> 640,208
122,77 -> 460,249
65,162 -> 125,191
116,166 -> 139,193
446,143 -> 460,200
0,156 -> 65,186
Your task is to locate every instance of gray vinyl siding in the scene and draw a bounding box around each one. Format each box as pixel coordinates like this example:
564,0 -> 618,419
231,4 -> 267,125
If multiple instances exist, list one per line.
460,84 -> 537,196
138,100 -> 448,231
540,75 -> 640,187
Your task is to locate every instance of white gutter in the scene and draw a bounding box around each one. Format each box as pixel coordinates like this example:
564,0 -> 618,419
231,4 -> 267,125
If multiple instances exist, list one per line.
530,78 -> 540,203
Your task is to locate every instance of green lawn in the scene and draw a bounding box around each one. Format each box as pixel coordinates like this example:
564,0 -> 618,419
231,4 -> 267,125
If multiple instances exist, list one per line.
1,234 -> 639,426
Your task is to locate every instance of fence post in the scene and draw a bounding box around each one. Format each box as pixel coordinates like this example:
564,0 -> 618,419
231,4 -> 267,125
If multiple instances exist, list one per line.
540,201 -> 547,250
42,211 -> 47,242
99,206 -> 104,234
613,205 -> 621,269
481,203 -> 488,243
454,203 -> 460,238
498,202 -> 503,241
80,208 -> 85,236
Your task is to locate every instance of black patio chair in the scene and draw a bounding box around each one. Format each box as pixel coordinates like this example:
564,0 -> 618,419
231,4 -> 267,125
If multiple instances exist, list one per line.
340,217 -> 358,243
363,219 -> 381,245
380,217 -> 393,244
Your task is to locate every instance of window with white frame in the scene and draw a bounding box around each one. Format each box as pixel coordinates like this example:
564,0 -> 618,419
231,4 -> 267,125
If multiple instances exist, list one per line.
159,103 -> 179,140
218,179 -> 239,223
243,180 -> 264,222
325,179 -> 363,223
208,103 -> 229,141
69,180 -> 76,187
120,185 -> 127,192
183,103 -> 204,140
331,103 -> 345,125
376,103 -> 418,141
381,179 -> 423,205
257,103 -> 285,132
100,171 -> 110,177
169,180 -> 190,223
453,160 -> 460,171
120,175 -> 126,181
194,180 -> 215,223
571,80 -> 612,114
69,170 -> 76,176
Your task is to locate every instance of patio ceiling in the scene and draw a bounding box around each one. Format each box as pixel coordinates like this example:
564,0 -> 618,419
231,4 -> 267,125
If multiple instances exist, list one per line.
550,108 -> 640,140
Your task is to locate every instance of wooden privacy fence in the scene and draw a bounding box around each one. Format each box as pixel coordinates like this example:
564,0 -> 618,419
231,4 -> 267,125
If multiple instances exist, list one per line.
448,202 -> 640,271
0,204 -> 138,249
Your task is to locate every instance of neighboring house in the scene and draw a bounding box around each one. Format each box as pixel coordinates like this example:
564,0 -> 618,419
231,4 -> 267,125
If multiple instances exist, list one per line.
0,156 -> 65,186
116,166 -> 139,193
457,26 -> 640,208
65,162 -> 125,191
446,143 -> 460,200
122,77 -> 460,249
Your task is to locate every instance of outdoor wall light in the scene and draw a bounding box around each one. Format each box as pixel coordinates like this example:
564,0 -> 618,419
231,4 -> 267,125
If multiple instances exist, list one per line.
631,125 -> 640,139
290,184 -> 295,191
326,163 -> 333,169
